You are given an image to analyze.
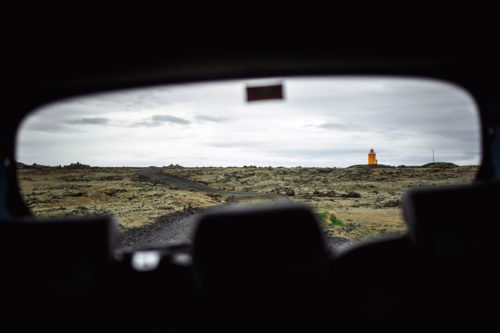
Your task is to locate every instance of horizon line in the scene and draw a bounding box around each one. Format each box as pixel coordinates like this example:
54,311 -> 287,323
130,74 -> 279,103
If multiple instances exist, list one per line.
15,161 -> 479,169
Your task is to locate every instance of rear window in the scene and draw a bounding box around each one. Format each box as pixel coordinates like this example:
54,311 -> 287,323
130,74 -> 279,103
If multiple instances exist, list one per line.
15,77 -> 480,250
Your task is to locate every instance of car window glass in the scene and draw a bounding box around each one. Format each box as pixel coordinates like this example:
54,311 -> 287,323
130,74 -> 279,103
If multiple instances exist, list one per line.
16,77 -> 480,250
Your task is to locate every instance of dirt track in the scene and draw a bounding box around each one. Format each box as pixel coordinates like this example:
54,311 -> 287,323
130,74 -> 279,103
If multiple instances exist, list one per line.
119,168 -> 350,251
137,167 -> 291,201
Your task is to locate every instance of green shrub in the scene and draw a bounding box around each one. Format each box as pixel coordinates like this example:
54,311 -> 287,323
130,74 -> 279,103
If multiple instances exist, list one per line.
317,211 -> 329,224
329,216 -> 344,226
317,211 -> 344,226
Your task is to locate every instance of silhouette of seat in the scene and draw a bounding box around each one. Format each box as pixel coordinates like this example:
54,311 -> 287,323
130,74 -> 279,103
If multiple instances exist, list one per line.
401,181 -> 500,327
0,215 -> 117,331
190,204 -> 331,328
329,181 -> 500,328
403,181 -> 500,261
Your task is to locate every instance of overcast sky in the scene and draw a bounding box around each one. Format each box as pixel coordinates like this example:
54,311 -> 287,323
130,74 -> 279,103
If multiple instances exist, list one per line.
16,77 -> 481,167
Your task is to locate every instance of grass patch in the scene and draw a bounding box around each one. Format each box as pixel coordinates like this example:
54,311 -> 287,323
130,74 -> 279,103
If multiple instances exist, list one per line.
317,211 -> 329,225
317,211 -> 344,226
329,215 -> 344,226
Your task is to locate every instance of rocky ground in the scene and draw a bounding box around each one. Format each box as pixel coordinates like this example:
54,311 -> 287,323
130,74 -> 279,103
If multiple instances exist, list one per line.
17,163 -> 223,231
161,163 -> 477,240
17,162 -> 478,246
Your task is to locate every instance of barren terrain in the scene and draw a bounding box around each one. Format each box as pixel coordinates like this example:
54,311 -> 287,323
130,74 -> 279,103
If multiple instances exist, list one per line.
17,162 -> 477,246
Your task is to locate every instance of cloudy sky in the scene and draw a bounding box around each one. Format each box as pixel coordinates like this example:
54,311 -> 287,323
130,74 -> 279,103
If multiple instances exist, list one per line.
16,77 -> 481,167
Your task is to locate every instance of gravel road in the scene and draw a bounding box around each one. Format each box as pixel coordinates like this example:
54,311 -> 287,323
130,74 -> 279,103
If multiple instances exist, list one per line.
118,167 -> 351,252
137,167 -> 291,200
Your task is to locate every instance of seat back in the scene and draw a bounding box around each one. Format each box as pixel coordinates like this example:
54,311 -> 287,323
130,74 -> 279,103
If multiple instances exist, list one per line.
191,204 -> 332,328
401,180 -> 500,327
403,181 -> 500,260
0,215 -> 116,295
328,181 -> 500,328
191,204 -> 330,299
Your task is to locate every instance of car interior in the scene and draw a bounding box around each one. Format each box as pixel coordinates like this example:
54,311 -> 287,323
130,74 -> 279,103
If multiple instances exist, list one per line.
2,35 -> 499,332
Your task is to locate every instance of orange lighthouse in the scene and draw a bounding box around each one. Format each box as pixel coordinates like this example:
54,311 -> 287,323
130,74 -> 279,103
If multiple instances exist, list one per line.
368,148 -> 378,165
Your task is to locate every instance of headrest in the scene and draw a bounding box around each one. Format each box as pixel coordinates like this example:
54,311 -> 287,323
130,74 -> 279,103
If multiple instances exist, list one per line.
402,181 -> 500,258
191,204 -> 330,293
0,215 -> 116,257
0,215 -> 117,295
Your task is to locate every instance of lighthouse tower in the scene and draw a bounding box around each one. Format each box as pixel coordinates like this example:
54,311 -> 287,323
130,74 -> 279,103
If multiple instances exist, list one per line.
368,148 -> 378,165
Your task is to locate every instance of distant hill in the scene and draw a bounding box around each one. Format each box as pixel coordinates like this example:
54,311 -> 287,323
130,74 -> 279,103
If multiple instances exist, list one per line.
63,162 -> 91,169
15,162 -> 91,169
420,162 -> 458,168
347,164 -> 394,169
347,162 -> 460,169
16,162 -> 50,169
